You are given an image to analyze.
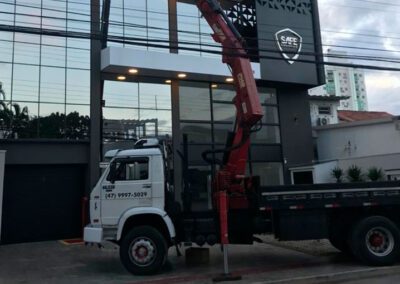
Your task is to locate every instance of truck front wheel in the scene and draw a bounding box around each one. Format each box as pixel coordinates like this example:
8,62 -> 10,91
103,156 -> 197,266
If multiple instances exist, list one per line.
349,216 -> 400,266
120,226 -> 168,275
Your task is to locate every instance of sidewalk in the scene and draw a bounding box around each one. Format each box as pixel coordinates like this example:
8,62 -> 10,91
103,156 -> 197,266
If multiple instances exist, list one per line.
0,238 -> 398,284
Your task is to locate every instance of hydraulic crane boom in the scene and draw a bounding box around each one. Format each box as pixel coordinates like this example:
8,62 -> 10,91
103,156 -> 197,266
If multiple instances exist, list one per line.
196,0 -> 264,277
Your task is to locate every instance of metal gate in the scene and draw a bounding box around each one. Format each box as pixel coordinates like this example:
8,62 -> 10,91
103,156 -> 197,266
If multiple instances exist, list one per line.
1,164 -> 85,244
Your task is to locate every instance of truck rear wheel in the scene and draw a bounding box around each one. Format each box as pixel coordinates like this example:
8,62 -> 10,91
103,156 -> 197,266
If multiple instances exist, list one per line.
120,226 -> 168,275
349,216 -> 400,266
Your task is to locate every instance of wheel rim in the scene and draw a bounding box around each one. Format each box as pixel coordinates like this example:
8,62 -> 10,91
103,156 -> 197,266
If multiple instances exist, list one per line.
129,237 -> 157,267
365,226 -> 395,257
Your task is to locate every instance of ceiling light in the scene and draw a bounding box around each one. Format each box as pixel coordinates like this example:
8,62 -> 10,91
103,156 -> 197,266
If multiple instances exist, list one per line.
117,75 -> 126,81
178,73 -> 187,78
165,80 -> 172,84
211,84 -> 218,88
128,68 -> 138,74
225,77 -> 234,83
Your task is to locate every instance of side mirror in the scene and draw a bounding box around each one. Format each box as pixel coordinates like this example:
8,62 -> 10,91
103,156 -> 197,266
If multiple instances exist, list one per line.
109,162 -> 117,184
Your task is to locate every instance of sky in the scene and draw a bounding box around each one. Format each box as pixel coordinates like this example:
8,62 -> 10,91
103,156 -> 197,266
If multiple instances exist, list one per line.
318,0 -> 400,114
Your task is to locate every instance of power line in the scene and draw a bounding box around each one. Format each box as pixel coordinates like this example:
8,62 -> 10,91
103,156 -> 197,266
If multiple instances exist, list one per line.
2,24 -> 400,73
3,0 -> 400,44
2,10 -> 400,64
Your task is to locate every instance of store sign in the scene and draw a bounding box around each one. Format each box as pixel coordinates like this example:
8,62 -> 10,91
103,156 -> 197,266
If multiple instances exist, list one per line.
275,28 -> 303,65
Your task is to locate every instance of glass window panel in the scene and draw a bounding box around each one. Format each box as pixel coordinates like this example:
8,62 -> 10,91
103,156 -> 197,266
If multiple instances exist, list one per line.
13,64 -> 39,102
180,82 -> 211,121
14,42 -> 40,64
247,162 -> 284,186
0,33 -> 13,63
65,106 -> 90,140
213,123 -> 233,144
259,88 -> 277,105
139,83 -> 171,110
147,0 -> 169,53
67,47 -> 90,69
66,104 -> 90,117
14,33 -> 40,44
39,103 -> 65,139
0,63 -> 12,99
212,85 -> 235,102
180,122 -> 212,143
103,107 -> 140,140
66,69 -> 90,105
199,16 -> 221,59
41,45 -> 66,67
124,0 -> 147,51
103,81 -> 139,108
177,3 -> 201,56
40,67 -> 65,104
103,107 -> 139,121
67,38 -> 89,49
263,106 -> 279,124
108,0 -> 124,47
42,1 -> 66,30
4,101 -> 39,139
15,2 -> 41,28
0,3 -> 14,25
213,103 -> 236,122
139,109 -> 172,137
42,35 -> 66,47
67,2 -> 90,33
251,125 -> 280,144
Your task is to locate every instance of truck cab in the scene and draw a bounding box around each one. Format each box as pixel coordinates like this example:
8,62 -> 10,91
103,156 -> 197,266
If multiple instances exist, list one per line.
84,139 -> 176,275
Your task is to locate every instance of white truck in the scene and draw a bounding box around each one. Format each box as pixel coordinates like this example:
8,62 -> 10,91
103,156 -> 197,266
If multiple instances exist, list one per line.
84,0 -> 400,277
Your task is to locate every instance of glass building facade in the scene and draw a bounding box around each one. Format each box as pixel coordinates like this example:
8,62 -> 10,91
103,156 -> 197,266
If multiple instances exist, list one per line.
0,0 -> 90,139
1,0 -> 284,186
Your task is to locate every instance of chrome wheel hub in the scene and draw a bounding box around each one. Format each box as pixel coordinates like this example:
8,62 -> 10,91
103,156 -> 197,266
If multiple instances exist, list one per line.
366,227 -> 394,257
130,238 -> 156,266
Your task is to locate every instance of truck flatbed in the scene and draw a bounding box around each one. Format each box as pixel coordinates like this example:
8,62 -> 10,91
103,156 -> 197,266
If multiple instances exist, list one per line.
259,181 -> 400,211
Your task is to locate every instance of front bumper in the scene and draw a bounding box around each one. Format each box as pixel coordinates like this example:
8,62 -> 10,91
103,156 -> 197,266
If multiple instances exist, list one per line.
83,225 -> 103,243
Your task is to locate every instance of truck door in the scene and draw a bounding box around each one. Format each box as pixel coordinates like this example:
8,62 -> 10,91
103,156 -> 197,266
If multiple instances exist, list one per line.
100,157 -> 152,225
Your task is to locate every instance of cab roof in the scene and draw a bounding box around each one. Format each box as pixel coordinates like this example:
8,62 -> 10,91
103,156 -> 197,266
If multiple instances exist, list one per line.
115,148 -> 162,158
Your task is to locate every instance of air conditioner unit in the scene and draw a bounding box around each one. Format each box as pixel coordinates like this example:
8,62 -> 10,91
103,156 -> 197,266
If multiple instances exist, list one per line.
317,117 -> 330,126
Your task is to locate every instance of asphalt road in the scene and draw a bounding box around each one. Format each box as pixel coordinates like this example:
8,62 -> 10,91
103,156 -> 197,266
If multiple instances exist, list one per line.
1,237 -> 400,284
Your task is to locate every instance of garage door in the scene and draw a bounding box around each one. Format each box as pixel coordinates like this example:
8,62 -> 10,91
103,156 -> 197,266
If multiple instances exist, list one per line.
1,164 -> 85,244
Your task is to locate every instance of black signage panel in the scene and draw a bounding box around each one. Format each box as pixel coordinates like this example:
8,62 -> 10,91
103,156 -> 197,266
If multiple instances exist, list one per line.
256,0 -> 319,85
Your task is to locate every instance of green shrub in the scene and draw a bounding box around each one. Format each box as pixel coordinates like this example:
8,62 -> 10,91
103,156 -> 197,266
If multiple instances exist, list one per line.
331,167 -> 343,183
347,165 -> 363,182
367,167 -> 384,182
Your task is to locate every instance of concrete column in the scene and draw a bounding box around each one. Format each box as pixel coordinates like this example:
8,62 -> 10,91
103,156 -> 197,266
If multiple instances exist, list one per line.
311,0 -> 326,85
89,0 -> 102,192
168,0 -> 178,54
171,81 -> 182,204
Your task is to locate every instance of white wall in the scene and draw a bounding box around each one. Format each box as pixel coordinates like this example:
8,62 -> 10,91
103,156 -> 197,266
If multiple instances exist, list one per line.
314,161 -> 338,183
317,119 -> 400,161
338,153 -> 400,175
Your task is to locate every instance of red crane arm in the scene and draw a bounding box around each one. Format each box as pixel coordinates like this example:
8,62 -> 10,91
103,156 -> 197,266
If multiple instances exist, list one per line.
196,0 -> 264,248
196,0 -> 263,177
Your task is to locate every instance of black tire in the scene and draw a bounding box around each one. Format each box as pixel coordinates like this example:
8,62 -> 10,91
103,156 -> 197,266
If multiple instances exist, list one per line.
348,216 -> 400,266
119,226 -> 168,275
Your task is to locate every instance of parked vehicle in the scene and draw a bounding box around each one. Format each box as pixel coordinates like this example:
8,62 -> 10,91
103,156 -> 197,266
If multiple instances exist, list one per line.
84,0 -> 400,276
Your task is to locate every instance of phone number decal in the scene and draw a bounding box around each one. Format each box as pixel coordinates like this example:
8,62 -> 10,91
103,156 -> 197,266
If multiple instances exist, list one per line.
105,192 -> 148,200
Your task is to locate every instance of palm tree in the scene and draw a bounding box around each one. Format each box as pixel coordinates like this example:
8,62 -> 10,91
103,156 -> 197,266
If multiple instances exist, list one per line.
10,103 -> 29,139
0,100 -> 13,138
0,101 -> 30,139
